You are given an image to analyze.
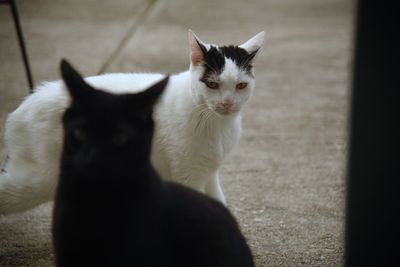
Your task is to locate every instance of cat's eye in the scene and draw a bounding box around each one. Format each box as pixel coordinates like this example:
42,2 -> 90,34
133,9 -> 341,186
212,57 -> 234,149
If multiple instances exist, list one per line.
206,81 -> 219,89
112,134 -> 129,146
73,128 -> 88,142
236,82 -> 248,90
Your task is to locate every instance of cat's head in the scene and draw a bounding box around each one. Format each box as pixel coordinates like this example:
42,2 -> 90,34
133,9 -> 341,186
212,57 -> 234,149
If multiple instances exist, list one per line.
188,30 -> 265,117
60,59 -> 168,177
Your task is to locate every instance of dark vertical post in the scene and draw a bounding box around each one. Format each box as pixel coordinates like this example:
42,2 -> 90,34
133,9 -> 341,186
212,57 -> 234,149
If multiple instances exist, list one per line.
346,0 -> 399,266
9,0 -> 34,91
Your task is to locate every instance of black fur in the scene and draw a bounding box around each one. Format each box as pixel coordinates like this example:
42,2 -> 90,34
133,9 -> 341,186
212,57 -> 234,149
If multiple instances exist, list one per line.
199,43 -> 258,84
53,60 -> 255,267
221,46 -> 258,74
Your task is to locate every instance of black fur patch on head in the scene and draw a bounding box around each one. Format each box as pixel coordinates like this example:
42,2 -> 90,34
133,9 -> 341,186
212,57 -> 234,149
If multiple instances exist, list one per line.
221,45 -> 258,74
198,44 -> 225,83
199,44 -> 257,84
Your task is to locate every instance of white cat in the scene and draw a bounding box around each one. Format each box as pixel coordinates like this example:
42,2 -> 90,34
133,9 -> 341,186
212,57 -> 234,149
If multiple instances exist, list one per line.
0,30 -> 265,214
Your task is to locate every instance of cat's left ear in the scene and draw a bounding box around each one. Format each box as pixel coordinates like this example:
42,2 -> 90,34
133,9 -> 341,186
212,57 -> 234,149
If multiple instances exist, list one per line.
60,59 -> 94,103
239,31 -> 266,61
188,29 -> 209,66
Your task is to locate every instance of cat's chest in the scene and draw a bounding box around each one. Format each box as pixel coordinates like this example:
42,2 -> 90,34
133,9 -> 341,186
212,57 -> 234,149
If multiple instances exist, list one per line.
186,122 -> 241,165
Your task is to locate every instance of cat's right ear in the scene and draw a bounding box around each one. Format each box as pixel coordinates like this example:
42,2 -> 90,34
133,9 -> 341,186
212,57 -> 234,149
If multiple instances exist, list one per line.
188,30 -> 208,66
60,59 -> 93,103
136,75 -> 169,108
238,31 -> 266,62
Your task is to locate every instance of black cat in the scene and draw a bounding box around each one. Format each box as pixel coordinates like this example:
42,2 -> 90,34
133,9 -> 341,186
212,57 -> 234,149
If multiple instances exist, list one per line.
52,59 -> 255,267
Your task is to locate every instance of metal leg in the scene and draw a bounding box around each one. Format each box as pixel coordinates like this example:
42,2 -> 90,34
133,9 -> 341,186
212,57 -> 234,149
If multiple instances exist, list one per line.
1,0 -> 34,91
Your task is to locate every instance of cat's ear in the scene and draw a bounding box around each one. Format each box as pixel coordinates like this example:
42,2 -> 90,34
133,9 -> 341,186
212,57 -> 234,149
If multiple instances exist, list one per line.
134,75 -> 169,109
239,31 -> 266,62
188,29 -> 208,66
60,59 -> 94,102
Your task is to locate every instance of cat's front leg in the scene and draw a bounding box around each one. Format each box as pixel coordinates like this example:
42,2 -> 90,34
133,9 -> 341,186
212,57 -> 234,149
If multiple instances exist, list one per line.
170,169 -> 226,204
205,173 -> 226,205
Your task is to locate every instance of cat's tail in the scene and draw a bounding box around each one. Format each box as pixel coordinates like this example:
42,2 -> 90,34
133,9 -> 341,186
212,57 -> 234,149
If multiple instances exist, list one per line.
0,167 -> 52,215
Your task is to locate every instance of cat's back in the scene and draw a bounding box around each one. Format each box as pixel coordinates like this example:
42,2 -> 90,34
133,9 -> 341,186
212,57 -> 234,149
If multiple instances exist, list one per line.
4,80 -> 68,156
160,182 -> 254,267
8,80 -> 67,123
6,73 -> 164,128
86,72 -> 164,94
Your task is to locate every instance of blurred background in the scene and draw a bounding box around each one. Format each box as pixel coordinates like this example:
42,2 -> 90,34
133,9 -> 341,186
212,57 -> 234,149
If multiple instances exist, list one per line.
0,0 -> 353,266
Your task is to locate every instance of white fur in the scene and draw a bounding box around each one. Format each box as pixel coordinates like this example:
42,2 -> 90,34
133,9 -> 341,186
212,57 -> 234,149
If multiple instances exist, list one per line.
239,31 -> 266,55
0,31 -> 265,214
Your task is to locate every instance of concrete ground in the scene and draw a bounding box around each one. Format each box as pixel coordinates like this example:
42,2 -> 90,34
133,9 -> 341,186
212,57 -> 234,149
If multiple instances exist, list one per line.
0,0 -> 353,266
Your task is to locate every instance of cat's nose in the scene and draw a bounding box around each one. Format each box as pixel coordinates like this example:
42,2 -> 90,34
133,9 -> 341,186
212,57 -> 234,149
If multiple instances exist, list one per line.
222,101 -> 233,109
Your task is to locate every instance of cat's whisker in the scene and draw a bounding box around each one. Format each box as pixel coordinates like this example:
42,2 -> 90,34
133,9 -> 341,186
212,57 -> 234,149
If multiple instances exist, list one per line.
194,106 -> 208,114
192,104 -> 212,122
195,108 -> 210,131
203,110 -> 216,131
198,108 -> 217,133
193,103 -> 209,109
193,106 -> 214,131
